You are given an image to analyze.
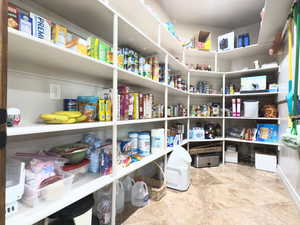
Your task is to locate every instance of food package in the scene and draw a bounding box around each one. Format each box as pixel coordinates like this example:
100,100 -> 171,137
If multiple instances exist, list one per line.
132,93 -> 139,120
120,94 -> 129,121
105,100 -> 112,121
19,10 -> 32,35
77,96 -> 99,122
66,32 -> 88,56
99,99 -> 106,121
8,3 -> 19,30
87,37 -> 99,59
52,24 -> 67,47
99,40 -> 108,62
30,13 -> 52,40
128,94 -> 134,120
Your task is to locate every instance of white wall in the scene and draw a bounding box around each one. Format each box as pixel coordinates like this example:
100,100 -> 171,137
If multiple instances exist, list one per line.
278,31 -> 300,202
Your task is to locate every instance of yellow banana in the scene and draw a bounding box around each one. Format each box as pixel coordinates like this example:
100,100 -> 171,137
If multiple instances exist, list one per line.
40,114 -> 69,121
76,115 -> 87,122
45,118 -> 76,124
54,111 -> 82,118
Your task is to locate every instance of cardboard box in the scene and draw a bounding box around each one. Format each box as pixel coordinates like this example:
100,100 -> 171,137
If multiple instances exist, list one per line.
19,10 -> 32,35
218,32 -> 234,52
66,32 -> 88,56
241,75 -> 267,93
52,24 -> 67,47
196,30 -> 211,51
8,3 -> 19,30
30,13 -> 52,40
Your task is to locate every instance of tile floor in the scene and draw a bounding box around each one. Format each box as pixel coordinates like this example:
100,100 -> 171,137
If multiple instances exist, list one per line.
117,164 -> 300,225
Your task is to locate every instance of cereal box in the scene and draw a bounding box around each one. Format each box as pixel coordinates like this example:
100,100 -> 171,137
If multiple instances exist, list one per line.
30,13 -> 51,40
66,32 -> 88,56
8,3 -> 19,30
52,24 -> 67,47
19,10 -> 32,35
99,99 -> 106,121
105,100 -> 112,121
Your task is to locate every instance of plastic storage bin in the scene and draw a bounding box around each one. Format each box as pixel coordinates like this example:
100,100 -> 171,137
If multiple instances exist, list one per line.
244,101 -> 259,117
255,152 -> 277,172
225,151 -> 238,163
22,172 -> 74,207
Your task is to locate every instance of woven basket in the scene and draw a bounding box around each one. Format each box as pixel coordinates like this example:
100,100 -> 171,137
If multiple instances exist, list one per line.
136,161 -> 166,201
189,143 -> 222,155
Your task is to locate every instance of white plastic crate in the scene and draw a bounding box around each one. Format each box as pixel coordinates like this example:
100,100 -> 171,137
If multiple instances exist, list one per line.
255,152 -> 277,172
22,172 -> 74,207
225,151 -> 238,163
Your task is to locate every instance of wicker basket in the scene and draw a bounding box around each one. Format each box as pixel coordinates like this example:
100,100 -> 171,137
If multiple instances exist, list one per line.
189,143 -> 222,155
136,161 -> 166,201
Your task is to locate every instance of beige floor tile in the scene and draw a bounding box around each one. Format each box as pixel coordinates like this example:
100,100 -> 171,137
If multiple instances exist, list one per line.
118,165 -> 300,225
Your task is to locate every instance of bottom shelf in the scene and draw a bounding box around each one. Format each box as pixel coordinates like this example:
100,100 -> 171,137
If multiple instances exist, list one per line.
6,150 -> 172,225
6,174 -> 113,225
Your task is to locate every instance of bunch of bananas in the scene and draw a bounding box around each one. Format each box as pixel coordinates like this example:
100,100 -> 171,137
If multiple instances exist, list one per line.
40,111 -> 87,124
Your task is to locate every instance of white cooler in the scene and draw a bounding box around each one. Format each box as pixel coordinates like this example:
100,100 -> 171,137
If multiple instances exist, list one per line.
166,146 -> 192,191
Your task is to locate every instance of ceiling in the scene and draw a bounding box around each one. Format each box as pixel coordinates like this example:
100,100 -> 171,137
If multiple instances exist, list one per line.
156,0 -> 265,29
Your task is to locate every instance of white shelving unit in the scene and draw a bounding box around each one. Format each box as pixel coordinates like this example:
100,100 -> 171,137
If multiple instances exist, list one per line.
6,0 -> 282,224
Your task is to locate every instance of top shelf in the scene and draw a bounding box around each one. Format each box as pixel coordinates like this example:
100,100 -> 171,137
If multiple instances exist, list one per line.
258,0 -> 293,44
31,0 -> 114,43
217,43 -> 272,60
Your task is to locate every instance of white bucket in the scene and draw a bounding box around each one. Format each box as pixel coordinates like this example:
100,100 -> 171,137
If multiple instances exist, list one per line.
243,101 -> 259,117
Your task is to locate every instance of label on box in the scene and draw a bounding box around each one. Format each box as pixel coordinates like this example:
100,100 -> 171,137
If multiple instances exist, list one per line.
8,3 -> 19,30
30,13 -> 52,40
19,11 -> 32,35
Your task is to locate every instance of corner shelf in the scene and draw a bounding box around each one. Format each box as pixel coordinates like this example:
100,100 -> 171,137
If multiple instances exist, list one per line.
225,92 -> 280,97
225,117 -> 279,120
225,138 -> 279,146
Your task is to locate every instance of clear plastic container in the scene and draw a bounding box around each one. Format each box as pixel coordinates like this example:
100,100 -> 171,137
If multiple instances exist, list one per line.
63,159 -> 89,181
22,172 -> 74,207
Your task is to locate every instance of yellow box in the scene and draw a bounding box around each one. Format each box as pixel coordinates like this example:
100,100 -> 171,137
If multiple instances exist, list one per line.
132,93 -> 139,120
99,99 -> 106,121
52,24 -> 67,47
105,99 -> 112,121
196,30 -> 211,51
66,32 -> 88,56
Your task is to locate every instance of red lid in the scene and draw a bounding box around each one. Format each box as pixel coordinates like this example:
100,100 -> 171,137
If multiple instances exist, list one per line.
63,159 -> 90,171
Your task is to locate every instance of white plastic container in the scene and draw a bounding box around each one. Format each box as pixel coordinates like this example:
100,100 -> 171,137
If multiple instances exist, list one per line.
22,172 -> 74,207
131,181 -> 149,207
138,132 -> 151,157
166,146 -> 192,191
116,181 -> 125,214
244,101 -> 259,117
151,128 -> 165,154
123,176 -> 135,203
255,152 -> 277,172
225,151 -> 238,163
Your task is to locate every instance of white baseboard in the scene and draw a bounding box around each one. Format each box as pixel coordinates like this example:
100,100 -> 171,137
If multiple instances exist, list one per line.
277,165 -> 300,210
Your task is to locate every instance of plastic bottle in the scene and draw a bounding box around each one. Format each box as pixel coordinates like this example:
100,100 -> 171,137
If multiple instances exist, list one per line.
116,181 -> 125,214
95,189 -> 112,225
128,132 -> 139,154
151,129 -> 165,154
131,181 -> 149,207
138,132 -> 151,157
123,176 -> 135,202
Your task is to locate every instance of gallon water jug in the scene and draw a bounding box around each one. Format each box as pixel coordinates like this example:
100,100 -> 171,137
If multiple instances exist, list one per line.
96,194 -> 111,225
131,181 -> 149,207
116,181 -> 125,214
123,176 -> 135,202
